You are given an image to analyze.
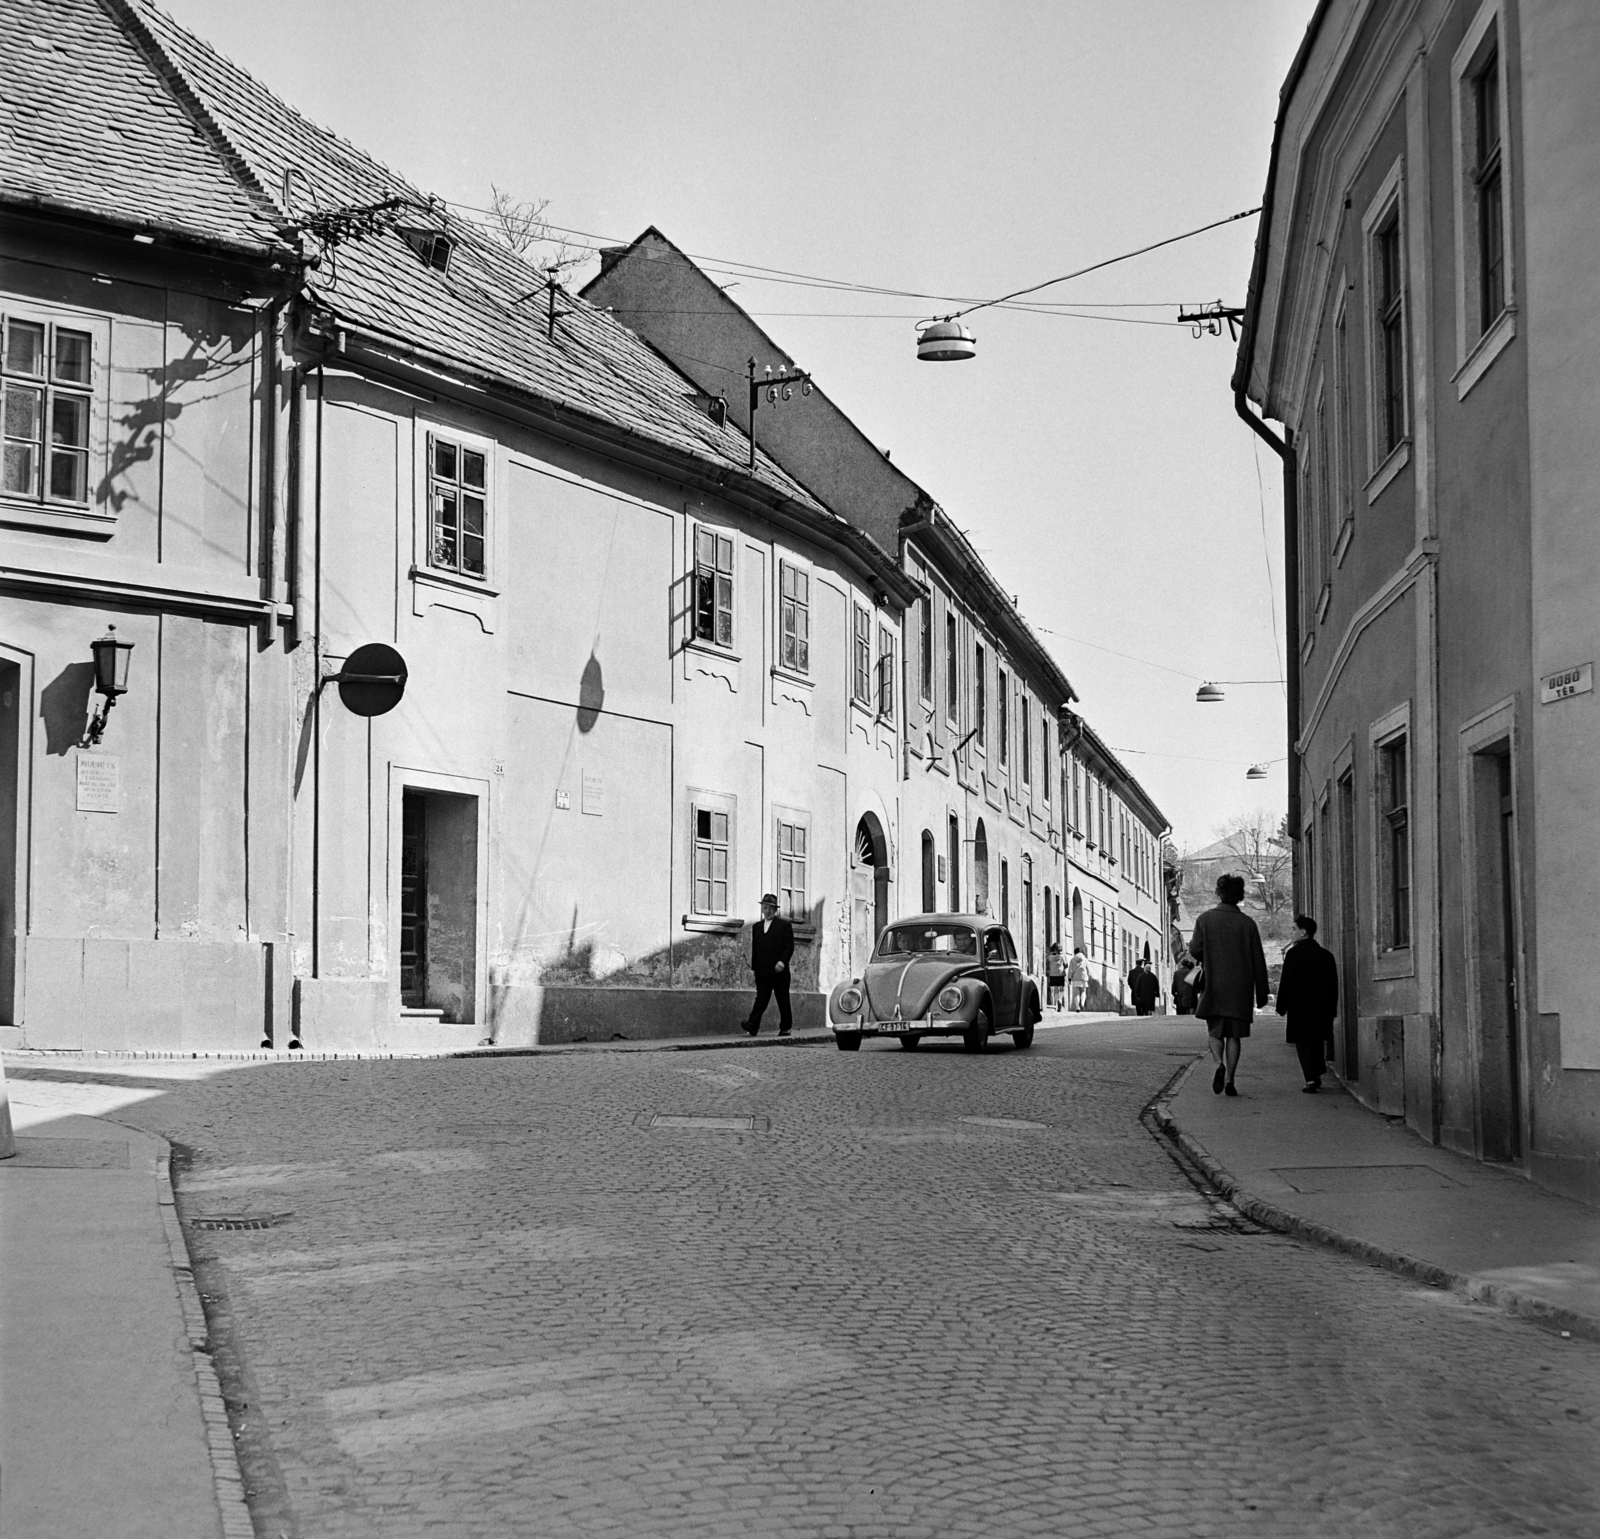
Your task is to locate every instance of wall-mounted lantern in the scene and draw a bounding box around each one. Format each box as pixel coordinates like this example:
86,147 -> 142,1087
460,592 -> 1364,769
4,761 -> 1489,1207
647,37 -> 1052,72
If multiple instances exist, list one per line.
85,625 -> 133,745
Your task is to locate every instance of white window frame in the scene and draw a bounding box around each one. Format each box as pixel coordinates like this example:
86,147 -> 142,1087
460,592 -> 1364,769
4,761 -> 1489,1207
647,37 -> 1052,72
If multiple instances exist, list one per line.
1020,689 -> 1031,786
876,622 -> 895,722
1451,1 -> 1516,399
776,555 -> 811,676
851,602 -> 873,709
774,807 -> 811,925
688,789 -> 737,919
1362,158 -> 1411,498
425,429 -> 492,582
916,570 -> 933,704
690,522 -> 738,653
1,302 -> 109,533
974,640 -> 987,752
1332,290 -> 1355,565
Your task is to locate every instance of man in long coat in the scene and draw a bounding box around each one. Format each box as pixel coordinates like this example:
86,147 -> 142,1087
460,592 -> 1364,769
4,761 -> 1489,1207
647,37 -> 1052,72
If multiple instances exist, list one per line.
742,893 -> 795,1037
1189,872 -> 1270,1096
1128,960 -> 1160,1016
1275,913 -> 1340,1092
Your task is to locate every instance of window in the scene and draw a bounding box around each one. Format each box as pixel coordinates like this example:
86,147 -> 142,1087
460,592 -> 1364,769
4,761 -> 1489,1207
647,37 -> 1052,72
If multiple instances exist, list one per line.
1000,859 -> 1010,928
776,818 -> 807,922
1315,385 -> 1331,592
918,582 -> 933,701
3,314 -> 94,504
945,610 -> 958,722
947,815 -> 961,911
998,668 -> 1009,766
877,625 -> 895,719
428,433 -> 488,578
1021,694 -> 1031,785
1042,718 -> 1051,802
1334,302 -> 1353,536
1379,736 -> 1410,949
692,803 -> 732,916
779,560 -> 810,673
974,643 -> 987,748
1473,49 -> 1505,334
852,604 -> 872,706
1375,212 -> 1406,456
693,527 -> 735,647
1072,758 -> 1081,831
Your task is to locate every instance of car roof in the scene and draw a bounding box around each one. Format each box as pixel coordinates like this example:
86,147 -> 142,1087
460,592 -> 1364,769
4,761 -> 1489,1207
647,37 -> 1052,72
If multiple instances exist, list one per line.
885,914 -> 1006,930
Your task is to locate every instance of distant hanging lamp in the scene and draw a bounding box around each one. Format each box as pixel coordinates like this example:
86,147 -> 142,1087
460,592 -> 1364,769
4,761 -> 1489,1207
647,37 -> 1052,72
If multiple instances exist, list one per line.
912,205 -> 1262,363
916,318 -> 978,362
1245,763 -> 1268,780
1195,682 -> 1225,703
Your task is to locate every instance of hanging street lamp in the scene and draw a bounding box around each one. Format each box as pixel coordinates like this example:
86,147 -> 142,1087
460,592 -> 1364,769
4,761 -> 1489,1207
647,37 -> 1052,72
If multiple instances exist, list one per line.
916,319 -> 977,362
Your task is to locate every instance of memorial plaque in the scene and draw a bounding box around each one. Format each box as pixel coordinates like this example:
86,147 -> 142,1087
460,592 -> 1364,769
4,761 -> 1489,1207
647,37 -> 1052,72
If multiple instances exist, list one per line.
76,753 -> 120,813
581,772 -> 604,816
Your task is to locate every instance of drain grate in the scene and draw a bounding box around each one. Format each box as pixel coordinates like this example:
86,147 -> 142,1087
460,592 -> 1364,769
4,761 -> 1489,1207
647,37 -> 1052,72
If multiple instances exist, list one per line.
647,1114 -> 763,1132
187,1213 -> 292,1232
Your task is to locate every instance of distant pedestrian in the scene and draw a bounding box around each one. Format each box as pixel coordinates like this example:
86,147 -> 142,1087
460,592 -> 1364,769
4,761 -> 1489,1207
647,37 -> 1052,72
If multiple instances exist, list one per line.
1128,959 -> 1160,1016
1170,952 -> 1199,1016
1275,914 -> 1340,1092
741,893 -> 794,1037
1046,942 -> 1066,1010
1189,873 -> 1270,1097
1067,947 -> 1089,1011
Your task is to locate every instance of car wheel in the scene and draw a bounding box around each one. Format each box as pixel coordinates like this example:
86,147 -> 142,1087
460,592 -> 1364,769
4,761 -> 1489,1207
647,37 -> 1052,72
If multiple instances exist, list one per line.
835,1032 -> 862,1051
1012,996 -> 1038,1049
898,1035 -> 921,1050
963,1010 -> 990,1053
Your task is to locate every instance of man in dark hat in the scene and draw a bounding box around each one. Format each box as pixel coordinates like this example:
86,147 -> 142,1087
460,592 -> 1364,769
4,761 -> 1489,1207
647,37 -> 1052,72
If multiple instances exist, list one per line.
1275,913 -> 1340,1092
742,893 -> 795,1037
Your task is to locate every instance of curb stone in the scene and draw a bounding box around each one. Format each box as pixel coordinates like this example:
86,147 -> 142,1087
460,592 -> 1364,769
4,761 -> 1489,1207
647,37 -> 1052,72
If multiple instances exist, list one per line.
153,1140 -> 256,1539
1142,1056 -> 1600,1346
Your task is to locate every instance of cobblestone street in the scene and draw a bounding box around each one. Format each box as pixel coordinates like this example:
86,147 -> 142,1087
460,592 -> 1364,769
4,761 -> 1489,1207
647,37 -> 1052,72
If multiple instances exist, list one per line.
114,1018 -> 1599,1538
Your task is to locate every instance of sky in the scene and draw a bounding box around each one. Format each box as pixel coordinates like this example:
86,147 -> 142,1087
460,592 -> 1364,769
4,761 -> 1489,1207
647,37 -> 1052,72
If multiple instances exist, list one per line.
158,0 -> 1316,850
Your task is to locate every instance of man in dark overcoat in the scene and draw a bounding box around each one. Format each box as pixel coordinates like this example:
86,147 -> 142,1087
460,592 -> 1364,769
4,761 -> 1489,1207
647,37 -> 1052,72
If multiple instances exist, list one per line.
1275,913 -> 1340,1092
1128,960 -> 1160,1016
742,893 -> 795,1037
1189,872 -> 1270,1096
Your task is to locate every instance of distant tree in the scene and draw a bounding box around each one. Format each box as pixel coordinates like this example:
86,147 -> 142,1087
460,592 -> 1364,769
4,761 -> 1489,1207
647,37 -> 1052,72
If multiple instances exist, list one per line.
1213,809 -> 1294,916
485,185 -> 584,276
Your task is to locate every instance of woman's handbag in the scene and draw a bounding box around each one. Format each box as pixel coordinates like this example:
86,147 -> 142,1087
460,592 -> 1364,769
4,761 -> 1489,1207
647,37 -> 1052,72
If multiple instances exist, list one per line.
1183,962 -> 1203,992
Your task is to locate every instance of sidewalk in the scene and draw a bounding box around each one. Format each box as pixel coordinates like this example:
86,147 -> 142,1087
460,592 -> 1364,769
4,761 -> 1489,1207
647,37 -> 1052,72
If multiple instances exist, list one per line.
1154,1034 -> 1600,1342
0,1068 -> 252,1539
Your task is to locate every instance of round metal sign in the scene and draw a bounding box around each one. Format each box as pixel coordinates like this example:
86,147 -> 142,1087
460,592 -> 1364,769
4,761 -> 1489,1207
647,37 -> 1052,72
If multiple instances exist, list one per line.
335,643 -> 407,718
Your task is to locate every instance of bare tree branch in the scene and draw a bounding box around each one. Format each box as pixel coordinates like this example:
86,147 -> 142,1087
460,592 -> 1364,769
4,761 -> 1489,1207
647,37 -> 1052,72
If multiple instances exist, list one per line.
486,185 -> 586,276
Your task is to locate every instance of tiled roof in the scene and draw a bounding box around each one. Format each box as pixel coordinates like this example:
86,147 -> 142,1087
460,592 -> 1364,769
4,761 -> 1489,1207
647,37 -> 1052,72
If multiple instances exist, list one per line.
122,0 -> 845,523
0,0 -> 282,251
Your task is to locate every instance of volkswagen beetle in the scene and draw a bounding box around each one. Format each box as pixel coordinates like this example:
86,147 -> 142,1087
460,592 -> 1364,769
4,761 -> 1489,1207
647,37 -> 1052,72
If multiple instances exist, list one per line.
827,914 -> 1042,1052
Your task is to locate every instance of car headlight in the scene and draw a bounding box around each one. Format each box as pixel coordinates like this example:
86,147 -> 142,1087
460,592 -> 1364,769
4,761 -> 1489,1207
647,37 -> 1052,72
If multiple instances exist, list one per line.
837,986 -> 863,1015
937,985 -> 964,1013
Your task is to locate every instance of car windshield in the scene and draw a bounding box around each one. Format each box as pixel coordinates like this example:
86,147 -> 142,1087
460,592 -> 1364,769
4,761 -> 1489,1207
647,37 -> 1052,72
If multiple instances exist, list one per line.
877,924 -> 978,958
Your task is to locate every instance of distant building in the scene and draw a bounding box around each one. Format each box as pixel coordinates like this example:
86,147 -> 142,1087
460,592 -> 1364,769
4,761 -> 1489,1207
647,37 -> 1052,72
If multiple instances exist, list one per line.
1238,0 -> 1600,1201
587,233 -> 1172,997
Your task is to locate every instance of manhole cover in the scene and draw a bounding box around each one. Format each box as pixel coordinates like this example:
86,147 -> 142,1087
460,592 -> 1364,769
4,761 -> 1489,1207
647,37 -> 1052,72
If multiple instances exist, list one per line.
187,1213 -> 292,1231
959,1116 -> 1048,1131
1271,1164 -> 1460,1194
649,1114 -> 760,1132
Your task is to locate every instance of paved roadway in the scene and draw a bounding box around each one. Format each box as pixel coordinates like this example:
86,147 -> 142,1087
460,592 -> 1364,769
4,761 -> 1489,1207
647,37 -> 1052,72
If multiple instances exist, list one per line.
116,1016 -> 1599,1539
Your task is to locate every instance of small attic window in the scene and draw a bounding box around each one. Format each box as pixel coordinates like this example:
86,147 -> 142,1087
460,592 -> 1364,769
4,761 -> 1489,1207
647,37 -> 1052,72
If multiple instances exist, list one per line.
400,228 -> 452,273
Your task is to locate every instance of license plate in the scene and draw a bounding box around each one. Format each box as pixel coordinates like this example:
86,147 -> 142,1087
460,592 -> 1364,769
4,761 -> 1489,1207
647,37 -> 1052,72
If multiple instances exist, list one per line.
876,1020 -> 912,1033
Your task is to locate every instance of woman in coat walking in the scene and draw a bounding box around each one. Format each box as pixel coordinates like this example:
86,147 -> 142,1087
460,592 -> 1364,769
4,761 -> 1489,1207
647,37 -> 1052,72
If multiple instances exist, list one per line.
1189,872 -> 1270,1096
1275,914 -> 1340,1091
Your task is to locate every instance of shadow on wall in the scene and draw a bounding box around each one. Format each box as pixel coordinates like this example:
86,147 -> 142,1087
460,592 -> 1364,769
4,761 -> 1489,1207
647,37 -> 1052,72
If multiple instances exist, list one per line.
1083,975 -> 1126,1015
39,662 -> 95,755
531,899 -> 827,993
576,654 -> 604,733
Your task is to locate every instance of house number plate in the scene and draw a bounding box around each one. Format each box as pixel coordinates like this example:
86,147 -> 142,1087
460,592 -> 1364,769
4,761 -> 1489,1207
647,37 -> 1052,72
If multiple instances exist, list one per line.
1540,663 -> 1592,705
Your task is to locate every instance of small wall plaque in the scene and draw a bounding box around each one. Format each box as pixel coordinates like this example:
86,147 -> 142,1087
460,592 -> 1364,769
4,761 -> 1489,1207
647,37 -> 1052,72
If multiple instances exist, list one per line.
1540,663 -> 1592,704
555,789 -> 571,810
76,753 -> 120,813
581,771 -> 604,817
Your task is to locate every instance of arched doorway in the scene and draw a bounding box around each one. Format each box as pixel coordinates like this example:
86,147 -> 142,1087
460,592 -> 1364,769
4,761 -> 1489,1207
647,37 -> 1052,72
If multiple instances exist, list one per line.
852,813 -> 890,970
920,829 -> 936,913
1071,888 -> 1084,952
973,819 -> 989,914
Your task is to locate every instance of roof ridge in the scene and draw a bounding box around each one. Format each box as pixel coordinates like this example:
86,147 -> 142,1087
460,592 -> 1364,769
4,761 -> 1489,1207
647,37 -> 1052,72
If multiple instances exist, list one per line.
103,0 -> 286,230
